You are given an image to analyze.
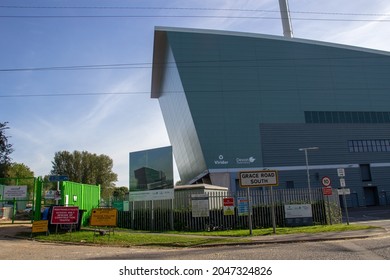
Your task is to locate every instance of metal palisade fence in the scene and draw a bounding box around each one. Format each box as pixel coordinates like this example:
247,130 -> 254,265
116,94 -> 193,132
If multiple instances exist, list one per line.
117,187 -> 342,232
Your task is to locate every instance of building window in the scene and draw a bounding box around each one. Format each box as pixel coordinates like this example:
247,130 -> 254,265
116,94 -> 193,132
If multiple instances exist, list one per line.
360,164 -> 372,182
305,111 -> 390,124
348,139 -> 390,152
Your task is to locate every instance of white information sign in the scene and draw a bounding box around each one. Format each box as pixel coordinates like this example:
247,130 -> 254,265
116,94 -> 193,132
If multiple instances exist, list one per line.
284,204 -> 313,218
3,185 -> 28,199
337,168 -> 345,177
129,189 -> 174,201
191,194 -> 209,217
337,188 -> 351,195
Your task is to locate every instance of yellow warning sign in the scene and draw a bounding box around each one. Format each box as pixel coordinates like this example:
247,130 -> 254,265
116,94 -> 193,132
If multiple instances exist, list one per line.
90,208 -> 118,227
32,220 -> 48,233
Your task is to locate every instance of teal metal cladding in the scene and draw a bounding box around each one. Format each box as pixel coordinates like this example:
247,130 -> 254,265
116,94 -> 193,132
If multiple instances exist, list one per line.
152,27 -> 390,192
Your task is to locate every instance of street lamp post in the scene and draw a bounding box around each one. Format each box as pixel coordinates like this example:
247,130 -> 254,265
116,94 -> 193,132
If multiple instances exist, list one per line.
299,147 -> 319,204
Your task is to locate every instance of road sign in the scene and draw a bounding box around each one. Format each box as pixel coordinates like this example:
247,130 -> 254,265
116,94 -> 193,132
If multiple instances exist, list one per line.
48,175 -> 69,182
322,187 -> 333,196
339,178 -> 346,187
321,176 -> 331,187
239,170 -> 279,187
337,168 -> 345,177
337,188 -> 351,195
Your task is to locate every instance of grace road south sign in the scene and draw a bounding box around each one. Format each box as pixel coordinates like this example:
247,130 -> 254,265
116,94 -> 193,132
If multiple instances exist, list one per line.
239,170 -> 279,187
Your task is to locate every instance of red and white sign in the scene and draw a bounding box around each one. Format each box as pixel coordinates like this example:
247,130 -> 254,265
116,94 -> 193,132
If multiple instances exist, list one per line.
50,206 -> 79,225
322,187 -> 333,196
223,197 -> 234,207
321,176 -> 332,187
223,197 -> 235,216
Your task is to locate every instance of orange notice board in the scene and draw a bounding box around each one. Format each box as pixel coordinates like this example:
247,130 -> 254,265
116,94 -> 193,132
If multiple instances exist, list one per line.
32,220 -> 48,233
90,208 -> 118,227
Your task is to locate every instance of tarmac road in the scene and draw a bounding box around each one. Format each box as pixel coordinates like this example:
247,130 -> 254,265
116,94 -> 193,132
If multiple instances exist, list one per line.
0,206 -> 389,260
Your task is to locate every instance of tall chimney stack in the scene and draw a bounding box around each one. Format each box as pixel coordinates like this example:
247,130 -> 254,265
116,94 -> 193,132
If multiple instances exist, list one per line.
278,0 -> 294,38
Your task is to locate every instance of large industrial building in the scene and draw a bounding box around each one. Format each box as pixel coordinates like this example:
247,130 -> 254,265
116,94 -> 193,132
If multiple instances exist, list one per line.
151,26 -> 390,208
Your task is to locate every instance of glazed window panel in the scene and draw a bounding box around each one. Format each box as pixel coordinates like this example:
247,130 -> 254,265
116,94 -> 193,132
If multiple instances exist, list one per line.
348,139 -> 390,152
305,111 -> 390,123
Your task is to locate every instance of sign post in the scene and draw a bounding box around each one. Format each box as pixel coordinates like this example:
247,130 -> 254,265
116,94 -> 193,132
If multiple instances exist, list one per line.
337,169 -> 349,225
321,176 -> 333,225
48,175 -> 68,205
239,170 -> 279,235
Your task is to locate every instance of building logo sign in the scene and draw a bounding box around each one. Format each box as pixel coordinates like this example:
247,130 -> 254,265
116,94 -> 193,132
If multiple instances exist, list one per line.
214,155 -> 229,165
236,156 -> 256,165
214,155 -> 256,165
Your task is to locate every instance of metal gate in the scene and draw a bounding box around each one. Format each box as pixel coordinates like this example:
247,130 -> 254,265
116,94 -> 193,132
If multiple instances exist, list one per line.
0,177 -> 43,224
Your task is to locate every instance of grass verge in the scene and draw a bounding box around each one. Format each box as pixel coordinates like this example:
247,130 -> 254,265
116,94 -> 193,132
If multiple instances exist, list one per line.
29,230 -> 245,247
168,224 -> 377,237
26,224 -> 377,248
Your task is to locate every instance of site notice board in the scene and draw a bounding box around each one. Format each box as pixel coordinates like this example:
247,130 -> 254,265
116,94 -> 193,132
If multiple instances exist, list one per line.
90,208 -> 118,227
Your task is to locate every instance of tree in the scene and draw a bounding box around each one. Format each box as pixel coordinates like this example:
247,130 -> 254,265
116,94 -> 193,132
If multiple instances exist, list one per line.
6,162 -> 35,197
112,186 -> 129,200
7,162 -> 34,178
50,150 -> 118,199
0,122 -> 14,177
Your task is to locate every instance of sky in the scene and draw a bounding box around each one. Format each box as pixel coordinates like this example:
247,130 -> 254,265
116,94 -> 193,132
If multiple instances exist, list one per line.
1,0 -> 390,188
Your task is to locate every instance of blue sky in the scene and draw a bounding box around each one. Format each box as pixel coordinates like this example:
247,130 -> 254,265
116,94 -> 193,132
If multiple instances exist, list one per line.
1,0 -> 390,187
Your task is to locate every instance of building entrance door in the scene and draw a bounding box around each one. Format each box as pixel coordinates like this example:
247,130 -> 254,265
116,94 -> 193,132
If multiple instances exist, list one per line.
364,186 -> 378,206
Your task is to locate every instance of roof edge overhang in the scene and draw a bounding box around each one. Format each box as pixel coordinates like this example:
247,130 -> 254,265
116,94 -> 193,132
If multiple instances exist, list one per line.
153,26 -> 390,55
151,29 -> 168,99
150,26 -> 390,98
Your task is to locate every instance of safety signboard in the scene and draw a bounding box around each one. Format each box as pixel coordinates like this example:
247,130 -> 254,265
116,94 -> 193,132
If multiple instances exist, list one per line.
223,197 -> 235,216
50,206 -> 79,225
322,187 -> 333,196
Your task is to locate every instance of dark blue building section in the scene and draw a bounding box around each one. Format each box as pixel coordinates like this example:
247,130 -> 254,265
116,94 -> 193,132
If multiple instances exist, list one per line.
151,27 -> 390,207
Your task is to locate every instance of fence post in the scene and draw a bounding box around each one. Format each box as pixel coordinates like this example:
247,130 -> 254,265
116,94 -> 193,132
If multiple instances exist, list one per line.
270,187 -> 276,234
247,187 -> 253,235
33,177 -> 43,221
170,198 -> 174,230
12,197 -> 16,224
